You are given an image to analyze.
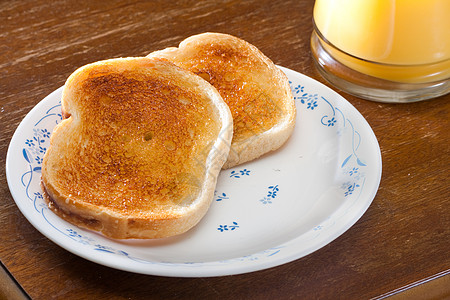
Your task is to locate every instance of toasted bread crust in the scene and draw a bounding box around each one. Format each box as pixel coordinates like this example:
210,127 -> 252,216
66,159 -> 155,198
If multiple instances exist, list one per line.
41,57 -> 232,239
148,33 -> 296,168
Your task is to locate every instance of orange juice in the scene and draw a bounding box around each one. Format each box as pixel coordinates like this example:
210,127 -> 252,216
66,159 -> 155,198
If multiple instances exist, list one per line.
313,0 -> 450,83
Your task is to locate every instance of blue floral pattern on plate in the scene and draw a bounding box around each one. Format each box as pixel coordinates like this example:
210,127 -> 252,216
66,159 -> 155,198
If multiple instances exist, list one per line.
21,103 -> 62,213
217,222 -> 239,232
229,169 -> 251,178
260,185 -> 279,204
290,80 -> 367,199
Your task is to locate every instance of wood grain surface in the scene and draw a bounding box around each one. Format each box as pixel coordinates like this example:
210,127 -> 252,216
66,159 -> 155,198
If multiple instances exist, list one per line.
1,0 -> 449,299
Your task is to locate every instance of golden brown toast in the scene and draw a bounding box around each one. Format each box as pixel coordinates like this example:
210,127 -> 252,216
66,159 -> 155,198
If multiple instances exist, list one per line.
148,32 -> 296,168
41,57 -> 233,239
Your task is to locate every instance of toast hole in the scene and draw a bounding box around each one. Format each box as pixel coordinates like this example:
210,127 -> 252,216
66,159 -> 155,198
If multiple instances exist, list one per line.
144,131 -> 153,141
100,95 -> 112,105
62,109 -> 71,119
197,72 -> 211,82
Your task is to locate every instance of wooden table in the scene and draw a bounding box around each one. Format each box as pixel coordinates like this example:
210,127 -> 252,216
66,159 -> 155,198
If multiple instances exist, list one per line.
1,1 -> 449,299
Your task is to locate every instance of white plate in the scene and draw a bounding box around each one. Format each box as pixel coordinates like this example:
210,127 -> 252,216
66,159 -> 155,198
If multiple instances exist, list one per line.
6,66 -> 381,277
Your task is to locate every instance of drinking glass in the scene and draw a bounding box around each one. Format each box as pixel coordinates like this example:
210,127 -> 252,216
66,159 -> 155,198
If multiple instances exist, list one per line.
311,0 -> 450,102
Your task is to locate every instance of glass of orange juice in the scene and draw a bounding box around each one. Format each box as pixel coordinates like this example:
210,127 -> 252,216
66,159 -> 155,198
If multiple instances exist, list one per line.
311,0 -> 450,102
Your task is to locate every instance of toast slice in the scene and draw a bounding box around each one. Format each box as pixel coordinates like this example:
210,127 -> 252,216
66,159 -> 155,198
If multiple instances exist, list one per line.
41,57 -> 233,239
148,32 -> 296,169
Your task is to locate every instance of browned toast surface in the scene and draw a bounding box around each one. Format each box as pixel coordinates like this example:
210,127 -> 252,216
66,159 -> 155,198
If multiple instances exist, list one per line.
41,57 -> 232,238
148,33 -> 296,168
